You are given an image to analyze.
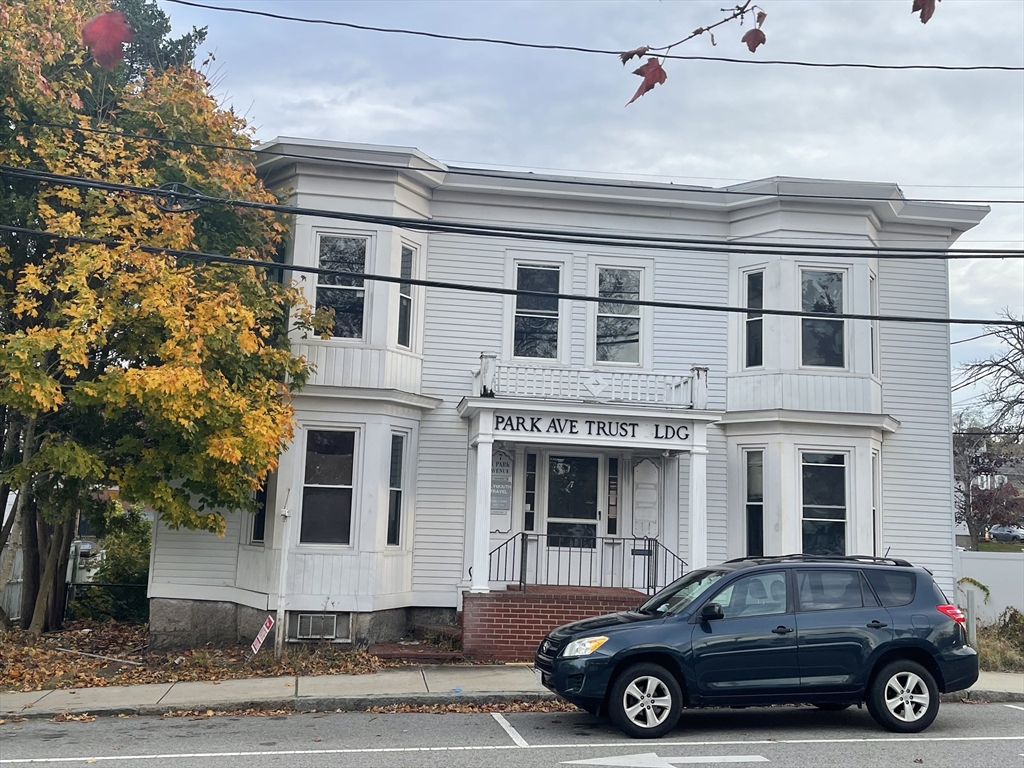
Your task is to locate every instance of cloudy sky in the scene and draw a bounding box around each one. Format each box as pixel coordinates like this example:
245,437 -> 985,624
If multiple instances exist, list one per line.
161,0 -> 1023,407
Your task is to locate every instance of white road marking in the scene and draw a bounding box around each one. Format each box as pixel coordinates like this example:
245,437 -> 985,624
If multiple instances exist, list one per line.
1004,704 -> 1024,711
492,712 -> 530,747
1,735 -> 1021,764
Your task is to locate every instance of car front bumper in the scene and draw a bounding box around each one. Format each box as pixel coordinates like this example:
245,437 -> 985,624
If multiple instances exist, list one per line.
535,653 -> 613,710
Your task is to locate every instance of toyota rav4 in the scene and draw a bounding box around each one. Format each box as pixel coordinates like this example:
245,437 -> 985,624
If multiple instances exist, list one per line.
534,555 -> 977,738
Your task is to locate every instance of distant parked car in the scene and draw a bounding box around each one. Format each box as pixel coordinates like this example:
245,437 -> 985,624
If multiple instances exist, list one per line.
988,525 -> 1024,543
535,555 -> 977,738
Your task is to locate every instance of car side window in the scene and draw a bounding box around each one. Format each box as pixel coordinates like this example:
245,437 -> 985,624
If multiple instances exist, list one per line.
864,570 -> 916,607
708,571 -> 788,618
796,569 -> 864,611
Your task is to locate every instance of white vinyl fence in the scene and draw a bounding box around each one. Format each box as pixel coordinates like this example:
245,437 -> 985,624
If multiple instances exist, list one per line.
955,549 -> 1024,624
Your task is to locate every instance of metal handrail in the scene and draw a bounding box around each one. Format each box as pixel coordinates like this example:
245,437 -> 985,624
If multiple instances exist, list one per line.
488,532 -> 687,594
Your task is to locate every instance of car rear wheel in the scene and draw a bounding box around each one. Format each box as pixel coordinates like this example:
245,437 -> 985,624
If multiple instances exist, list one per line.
608,662 -> 682,739
867,660 -> 939,733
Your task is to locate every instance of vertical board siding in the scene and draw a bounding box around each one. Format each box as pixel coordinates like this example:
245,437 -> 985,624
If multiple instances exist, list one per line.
236,547 -> 277,595
878,258 -> 956,593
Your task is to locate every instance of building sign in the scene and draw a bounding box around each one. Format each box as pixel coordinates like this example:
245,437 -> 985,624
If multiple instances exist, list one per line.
492,413 -> 691,446
490,450 -> 514,512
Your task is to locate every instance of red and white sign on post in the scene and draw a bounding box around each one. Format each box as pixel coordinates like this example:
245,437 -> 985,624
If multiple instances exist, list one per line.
250,616 -> 275,657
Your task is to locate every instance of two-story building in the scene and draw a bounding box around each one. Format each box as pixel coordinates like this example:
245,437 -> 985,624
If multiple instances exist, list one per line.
147,138 -> 987,649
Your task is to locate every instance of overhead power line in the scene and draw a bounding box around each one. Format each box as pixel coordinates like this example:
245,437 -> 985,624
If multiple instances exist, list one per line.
23,121 -> 1023,207
2,223 -> 1021,328
2,165 -> 1021,260
164,0 -> 1024,73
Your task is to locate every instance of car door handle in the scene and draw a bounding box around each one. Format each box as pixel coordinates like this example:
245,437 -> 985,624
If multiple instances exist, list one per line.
866,620 -> 889,629
771,626 -> 794,635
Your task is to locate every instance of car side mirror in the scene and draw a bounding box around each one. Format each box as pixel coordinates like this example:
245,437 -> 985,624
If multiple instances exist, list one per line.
701,603 -> 724,621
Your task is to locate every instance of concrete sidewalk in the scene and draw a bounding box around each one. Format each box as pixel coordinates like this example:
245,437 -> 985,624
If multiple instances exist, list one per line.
2,666 -> 1022,720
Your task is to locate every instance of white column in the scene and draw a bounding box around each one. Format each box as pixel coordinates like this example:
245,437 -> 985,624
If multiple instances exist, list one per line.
470,434 -> 494,593
688,445 -> 708,570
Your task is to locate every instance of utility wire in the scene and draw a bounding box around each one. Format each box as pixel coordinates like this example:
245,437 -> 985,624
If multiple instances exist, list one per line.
22,121 -> 1024,208
2,223 -> 1021,328
164,0 -> 1024,73
2,165 -> 1021,260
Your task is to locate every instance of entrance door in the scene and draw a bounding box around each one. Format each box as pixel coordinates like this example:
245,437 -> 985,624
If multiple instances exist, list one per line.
544,455 -> 600,585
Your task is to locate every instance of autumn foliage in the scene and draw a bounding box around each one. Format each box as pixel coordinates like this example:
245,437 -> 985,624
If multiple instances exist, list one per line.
1,0 -> 319,637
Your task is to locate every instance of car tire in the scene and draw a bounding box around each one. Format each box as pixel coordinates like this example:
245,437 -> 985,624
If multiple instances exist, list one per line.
812,703 -> 852,711
607,662 -> 683,739
866,660 -> 939,733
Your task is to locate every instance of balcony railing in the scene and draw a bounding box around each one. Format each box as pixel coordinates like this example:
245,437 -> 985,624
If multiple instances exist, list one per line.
474,354 -> 707,408
488,533 -> 687,594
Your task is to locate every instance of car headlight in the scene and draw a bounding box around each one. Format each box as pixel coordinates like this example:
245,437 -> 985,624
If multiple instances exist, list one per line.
560,636 -> 609,658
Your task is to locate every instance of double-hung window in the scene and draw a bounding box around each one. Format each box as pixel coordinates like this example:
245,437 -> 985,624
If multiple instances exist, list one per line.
745,450 -> 764,557
398,245 -> 413,349
514,264 -> 560,359
250,482 -> 268,544
300,430 -> 356,545
316,235 -> 367,339
801,270 -> 844,367
801,452 -> 847,556
387,434 -> 405,546
869,273 -> 878,376
745,271 -> 764,368
596,267 -> 641,364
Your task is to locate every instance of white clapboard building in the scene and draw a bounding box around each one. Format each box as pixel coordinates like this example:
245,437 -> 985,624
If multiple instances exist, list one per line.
147,139 -> 987,648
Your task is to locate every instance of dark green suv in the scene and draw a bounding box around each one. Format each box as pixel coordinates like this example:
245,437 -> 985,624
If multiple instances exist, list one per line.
534,555 -> 978,739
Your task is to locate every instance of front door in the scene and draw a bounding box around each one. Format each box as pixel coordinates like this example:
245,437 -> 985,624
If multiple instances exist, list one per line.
690,570 -> 801,699
543,455 -> 601,584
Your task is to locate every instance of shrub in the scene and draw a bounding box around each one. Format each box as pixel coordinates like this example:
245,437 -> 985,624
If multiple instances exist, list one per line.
69,507 -> 151,623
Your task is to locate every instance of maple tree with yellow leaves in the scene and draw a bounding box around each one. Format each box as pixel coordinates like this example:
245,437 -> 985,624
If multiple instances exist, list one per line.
1,0 -> 322,639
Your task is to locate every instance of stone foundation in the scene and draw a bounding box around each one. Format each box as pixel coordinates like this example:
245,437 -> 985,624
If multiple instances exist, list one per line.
148,598 -> 457,650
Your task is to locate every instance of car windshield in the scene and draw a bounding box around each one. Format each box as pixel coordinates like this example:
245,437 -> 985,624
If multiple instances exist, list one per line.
638,569 -> 727,616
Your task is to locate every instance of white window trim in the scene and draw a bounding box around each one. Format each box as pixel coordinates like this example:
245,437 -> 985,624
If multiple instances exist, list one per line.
798,448 -> 850,556
798,265 -> 850,372
396,239 -> 419,352
503,250 -> 573,365
585,256 -> 654,369
386,429 -> 411,549
742,267 -> 766,371
295,424 -> 363,551
871,448 -> 882,556
311,229 -> 377,344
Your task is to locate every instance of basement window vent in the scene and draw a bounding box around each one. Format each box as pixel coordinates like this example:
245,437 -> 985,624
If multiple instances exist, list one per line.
297,613 -> 337,640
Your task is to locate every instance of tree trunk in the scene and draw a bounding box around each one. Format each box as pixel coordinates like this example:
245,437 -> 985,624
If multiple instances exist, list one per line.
19,499 -> 38,629
48,518 -> 74,630
26,516 -> 69,642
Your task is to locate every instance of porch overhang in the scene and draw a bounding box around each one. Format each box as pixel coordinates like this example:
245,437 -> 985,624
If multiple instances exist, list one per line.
457,397 -> 722,451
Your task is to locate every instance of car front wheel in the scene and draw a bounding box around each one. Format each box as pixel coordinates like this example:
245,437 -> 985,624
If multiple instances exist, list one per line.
867,660 -> 939,733
607,662 -> 683,739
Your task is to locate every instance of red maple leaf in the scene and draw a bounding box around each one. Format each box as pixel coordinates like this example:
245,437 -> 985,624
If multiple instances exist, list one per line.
741,28 -> 766,53
912,0 -> 939,24
82,10 -> 132,70
756,10 -> 767,26
626,58 -> 667,106
620,46 -> 650,65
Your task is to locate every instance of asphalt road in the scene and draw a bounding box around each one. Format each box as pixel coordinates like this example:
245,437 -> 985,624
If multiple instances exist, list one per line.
2,702 -> 1022,768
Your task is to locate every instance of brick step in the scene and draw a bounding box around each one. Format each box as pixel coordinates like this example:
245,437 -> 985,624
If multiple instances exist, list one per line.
365,641 -> 464,662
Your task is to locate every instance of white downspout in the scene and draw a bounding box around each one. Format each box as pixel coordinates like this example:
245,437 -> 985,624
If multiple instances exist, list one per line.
273,489 -> 292,660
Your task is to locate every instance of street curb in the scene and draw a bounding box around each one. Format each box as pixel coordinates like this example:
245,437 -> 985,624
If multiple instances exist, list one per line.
6,690 -> 1022,720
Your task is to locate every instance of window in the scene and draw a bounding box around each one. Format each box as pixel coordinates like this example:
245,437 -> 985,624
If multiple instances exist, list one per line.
801,270 -> 844,367
596,267 -> 641,364
745,271 -> 764,368
871,451 -> 880,556
708,571 -> 788,618
801,452 -> 847,556
514,264 -> 560,359
796,569 -> 864,611
398,245 -> 413,348
300,430 -> 355,544
864,570 -> 916,607
607,457 -> 619,535
387,434 -> 405,546
869,273 -> 878,376
524,453 -> 537,531
251,482 -> 268,544
745,450 -> 764,557
317,236 -> 367,339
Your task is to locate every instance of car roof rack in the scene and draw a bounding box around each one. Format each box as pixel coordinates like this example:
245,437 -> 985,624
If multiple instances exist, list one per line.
723,554 -> 915,568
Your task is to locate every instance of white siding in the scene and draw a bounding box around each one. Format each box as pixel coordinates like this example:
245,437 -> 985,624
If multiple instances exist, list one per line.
878,257 -> 956,593
151,510 -> 242,588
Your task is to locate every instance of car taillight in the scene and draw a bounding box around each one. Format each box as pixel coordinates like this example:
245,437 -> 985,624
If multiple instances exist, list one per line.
937,604 -> 966,625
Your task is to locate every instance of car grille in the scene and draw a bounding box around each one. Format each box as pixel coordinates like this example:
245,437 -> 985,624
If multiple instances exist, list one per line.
535,637 -> 560,672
